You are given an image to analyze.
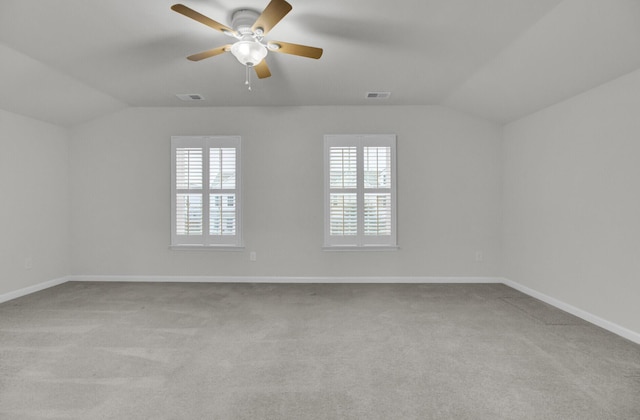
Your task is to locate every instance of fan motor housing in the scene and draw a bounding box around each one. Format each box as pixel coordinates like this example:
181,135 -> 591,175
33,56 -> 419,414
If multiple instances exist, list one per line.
230,9 -> 260,35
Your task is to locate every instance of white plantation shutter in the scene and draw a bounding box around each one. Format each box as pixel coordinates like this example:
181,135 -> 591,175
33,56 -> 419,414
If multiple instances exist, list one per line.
330,147 -> 357,189
171,136 -> 242,247
329,146 -> 358,237
176,148 -> 203,189
209,147 -> 237,236
330,193 -> 358,236
364,146 -> 391,189
209,148 -> 236,189
363,146 -> 392,237
364,193 -> 391,236
176,194 -> 203,236
175,148 -> 203,236
324,135 -> 397,248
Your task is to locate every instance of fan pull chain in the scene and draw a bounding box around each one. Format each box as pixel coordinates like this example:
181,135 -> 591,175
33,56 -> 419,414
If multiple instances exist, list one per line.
245,65 -> 252,91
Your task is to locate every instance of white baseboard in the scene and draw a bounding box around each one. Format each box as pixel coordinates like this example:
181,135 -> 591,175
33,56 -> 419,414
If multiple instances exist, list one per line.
2,275 -> 638,345
66,275 -> 501,284
0,276 -> 69,304
502,278 -> 640,346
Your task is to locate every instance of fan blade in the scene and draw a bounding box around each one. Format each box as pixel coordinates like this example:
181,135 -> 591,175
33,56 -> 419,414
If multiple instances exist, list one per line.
268,41 -> 323,59
251,0 -> 292,36
254,60 -> 271,79
187,45 -> 231,61
171,4 -> 235,35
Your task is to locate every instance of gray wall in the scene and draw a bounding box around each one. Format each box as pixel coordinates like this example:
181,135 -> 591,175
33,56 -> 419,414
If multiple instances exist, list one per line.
503,68 -> 640,335
69,105 -> 503,278
0,109 -> 70,295
4,79 -> 639,338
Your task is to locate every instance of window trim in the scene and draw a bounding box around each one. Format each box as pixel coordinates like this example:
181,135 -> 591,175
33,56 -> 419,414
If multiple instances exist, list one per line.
170,135 -> 243,248
323,134 -> 397,249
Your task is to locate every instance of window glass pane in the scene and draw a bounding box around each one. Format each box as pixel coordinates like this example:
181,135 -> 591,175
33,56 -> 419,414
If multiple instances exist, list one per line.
176,148 -> 203,189
210,148 -> 236,190
364,146 -> 391,189
210,194 -> 236,235
176,193 -> 203,235
329,193 -> 357,236
364,193 -> 391,236
329,147 -> 357,189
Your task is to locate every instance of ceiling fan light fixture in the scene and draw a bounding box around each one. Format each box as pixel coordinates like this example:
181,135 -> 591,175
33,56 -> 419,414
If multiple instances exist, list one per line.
172,0 -> 323,83
231,37 -> 268,66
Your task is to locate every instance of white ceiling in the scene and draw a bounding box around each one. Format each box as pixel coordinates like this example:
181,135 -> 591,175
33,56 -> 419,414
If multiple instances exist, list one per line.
1,0 -> 640,127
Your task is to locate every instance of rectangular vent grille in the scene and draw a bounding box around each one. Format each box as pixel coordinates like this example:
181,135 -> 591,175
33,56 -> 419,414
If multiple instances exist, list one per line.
176,93 -> 205,101
366,92 -> 391,99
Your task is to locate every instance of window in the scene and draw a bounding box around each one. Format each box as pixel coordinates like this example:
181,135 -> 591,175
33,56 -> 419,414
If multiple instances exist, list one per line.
324,134 -> 397,249
171,136 -> 242,248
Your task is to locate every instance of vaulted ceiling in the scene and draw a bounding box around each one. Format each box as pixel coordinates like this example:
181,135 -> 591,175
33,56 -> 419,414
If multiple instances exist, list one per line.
1,0 -> 640,127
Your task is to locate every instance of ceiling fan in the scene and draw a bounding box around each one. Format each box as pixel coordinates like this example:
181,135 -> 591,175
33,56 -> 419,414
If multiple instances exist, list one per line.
171,0 -> 323,88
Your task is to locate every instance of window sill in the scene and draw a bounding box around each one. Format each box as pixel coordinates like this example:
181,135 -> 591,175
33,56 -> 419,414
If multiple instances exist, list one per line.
169,245 -> 245,251
322,245 -> 399,252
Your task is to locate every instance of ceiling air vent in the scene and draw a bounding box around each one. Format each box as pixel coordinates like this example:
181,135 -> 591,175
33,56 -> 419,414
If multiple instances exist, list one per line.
176,93 -> 205,101
366,91 -> 391,99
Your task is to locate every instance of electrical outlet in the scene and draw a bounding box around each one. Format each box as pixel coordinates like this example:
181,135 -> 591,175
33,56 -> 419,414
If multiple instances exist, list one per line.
249,251 -> 257,262
475,251 -> 483,262
24,257 -> 33,270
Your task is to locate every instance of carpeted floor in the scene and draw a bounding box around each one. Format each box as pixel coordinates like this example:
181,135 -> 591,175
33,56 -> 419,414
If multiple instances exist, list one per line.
1,282 -> 639,419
